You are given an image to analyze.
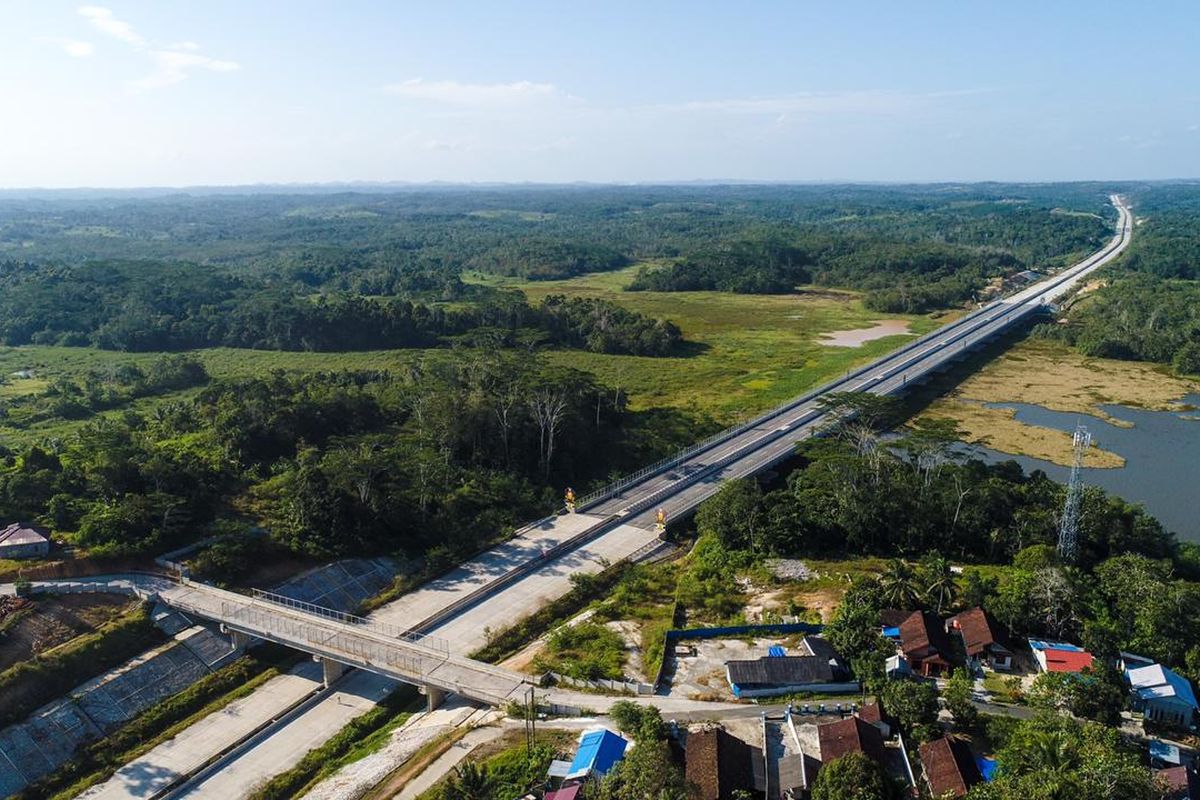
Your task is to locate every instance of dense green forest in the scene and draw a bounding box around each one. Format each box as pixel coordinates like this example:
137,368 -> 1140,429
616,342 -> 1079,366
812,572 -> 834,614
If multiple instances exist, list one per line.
0,184 -> 1114,342
1037,183 -> 1200,374
0,350 -> 661,565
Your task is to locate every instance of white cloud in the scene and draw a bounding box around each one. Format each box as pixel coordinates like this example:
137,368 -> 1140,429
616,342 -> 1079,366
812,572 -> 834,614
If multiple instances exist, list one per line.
38,37 -> 95,58
132,50 -> 240,90
381,79 -> 561,107
78,6 -> 145,46
73,6 -> 239,90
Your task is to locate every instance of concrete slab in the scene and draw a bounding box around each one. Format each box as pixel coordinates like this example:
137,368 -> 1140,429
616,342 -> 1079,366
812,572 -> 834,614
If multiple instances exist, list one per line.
370,513 -> 607,632
421,522 -> 659,654
172,670 -> 396,800
77,662 -> 323,800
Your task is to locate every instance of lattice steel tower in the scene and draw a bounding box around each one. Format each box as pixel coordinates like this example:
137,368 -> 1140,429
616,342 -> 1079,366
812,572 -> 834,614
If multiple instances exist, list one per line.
1057,423 -> 1092,562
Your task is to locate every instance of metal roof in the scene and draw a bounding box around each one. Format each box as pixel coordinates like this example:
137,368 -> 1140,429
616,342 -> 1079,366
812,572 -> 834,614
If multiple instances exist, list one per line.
726,656 -> 834,687
1128,664 -> 1199,710
567,728 -> 628,779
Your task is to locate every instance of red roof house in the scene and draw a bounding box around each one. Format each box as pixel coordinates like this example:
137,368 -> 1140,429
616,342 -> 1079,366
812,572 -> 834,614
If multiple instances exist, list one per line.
899,611 -> 954,677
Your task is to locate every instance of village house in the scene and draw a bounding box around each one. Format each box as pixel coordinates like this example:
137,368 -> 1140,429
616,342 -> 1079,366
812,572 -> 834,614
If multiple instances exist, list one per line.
1127,663 -> 1200,729
947,607 -> 1015,671
919,736 -> 984,798
899,610 -> 954,677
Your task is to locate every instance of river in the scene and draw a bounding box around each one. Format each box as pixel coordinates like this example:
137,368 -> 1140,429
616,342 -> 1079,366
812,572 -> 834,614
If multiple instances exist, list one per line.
968,396 -> 1200,543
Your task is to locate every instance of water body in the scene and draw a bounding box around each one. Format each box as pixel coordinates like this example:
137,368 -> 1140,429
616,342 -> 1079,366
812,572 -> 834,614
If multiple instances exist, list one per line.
969,396 -> 1200,543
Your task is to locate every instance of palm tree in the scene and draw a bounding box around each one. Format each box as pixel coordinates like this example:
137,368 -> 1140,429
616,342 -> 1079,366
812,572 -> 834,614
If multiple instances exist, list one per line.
922,553 -> 958,614
879,559 -> 920,610
444,761 -> 494,800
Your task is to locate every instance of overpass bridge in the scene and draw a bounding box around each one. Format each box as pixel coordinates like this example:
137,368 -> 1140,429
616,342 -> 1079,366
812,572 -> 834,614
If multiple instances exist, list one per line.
155,579 -> 531,710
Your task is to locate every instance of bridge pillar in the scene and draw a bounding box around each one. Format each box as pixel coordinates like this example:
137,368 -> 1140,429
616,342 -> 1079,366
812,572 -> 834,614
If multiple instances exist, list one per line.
220,625 -> 252,651
421,685 -> 446,712
315,656 -> 346,687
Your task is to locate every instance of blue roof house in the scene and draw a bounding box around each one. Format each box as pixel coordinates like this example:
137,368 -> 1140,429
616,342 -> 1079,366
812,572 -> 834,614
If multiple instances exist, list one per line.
1127,664 -> 1199,729
566,728 -> 629,781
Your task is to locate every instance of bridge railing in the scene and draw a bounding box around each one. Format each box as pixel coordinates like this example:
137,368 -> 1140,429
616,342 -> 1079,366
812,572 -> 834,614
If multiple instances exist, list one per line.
249,588 -> 450,656
220,599 -> 433,681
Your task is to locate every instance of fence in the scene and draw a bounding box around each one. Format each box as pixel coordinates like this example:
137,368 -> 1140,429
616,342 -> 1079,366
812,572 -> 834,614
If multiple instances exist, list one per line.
544,671 -> 654,696
219,598 -> 433,682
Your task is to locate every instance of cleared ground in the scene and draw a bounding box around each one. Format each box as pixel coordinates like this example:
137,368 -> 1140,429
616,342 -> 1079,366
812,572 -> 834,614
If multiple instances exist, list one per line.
0,594 -> 135,672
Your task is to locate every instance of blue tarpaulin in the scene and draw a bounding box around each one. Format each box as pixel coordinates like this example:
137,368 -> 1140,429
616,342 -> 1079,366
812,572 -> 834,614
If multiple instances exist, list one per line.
976,756 -> 998,781
567,729 -> 628,779
768,645 -> 786,657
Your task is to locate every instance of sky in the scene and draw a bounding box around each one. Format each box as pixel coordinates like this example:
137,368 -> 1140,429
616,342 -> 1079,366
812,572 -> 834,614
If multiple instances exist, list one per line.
1,1 -> 1198,187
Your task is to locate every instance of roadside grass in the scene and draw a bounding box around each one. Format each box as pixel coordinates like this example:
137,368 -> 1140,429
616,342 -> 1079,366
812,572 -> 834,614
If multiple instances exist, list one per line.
532,621 -> 626,681
246,685 -> 421,800
361,726 -> 472,800
0,602 -> 163,728
413,729 -> 574,800
25,644 -> 298,800
470,562 -> 633,666
0,594 -> 137,672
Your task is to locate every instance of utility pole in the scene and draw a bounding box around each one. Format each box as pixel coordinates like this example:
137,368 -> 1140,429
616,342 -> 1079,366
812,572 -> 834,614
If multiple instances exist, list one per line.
1057,423 -> 1092,563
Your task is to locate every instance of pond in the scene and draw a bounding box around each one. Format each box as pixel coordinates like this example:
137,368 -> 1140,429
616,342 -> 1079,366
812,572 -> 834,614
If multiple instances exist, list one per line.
969,396 -> 1200,543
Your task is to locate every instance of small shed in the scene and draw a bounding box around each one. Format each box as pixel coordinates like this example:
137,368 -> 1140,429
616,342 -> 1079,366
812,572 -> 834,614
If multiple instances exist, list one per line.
0,522 -> 51,559
545,784 -> 584,800
566,728 -> 628,781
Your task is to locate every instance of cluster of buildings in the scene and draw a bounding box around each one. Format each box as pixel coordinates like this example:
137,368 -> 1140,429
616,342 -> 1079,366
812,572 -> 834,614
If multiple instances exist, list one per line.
882,605 -> 1200,734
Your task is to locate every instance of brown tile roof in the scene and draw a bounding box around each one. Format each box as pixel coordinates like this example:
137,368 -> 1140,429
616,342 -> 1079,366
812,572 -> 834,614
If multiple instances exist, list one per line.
1158,766 -> 1200,800
817,716 -> 887,765
948,607 -> 1010,657
856,703 -> 883,724
685,727 -> 755,800
919,737 -> 982,798
900,611 -> 953,658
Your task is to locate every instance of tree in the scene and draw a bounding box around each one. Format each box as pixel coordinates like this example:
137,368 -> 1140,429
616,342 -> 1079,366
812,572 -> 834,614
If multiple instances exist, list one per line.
607,700 -> 665,742
920,552 -> 958,614
442,760 -> 494,800
879,560 -> 920,610
593,739 -> 688,800
825,579 -> 893,693
880,679 -> 940,741
962,570 -> 998,610
811,752 -> 898,800
944,668 -> 978,727
694,479 -> 764,551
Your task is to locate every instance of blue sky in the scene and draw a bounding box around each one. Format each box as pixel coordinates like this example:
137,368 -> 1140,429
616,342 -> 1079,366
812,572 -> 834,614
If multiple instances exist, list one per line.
2,1 -> 1198,187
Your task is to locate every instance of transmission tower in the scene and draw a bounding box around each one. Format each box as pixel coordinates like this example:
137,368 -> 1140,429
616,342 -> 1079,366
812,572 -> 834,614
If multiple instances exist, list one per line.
1057,423 -> 1092,562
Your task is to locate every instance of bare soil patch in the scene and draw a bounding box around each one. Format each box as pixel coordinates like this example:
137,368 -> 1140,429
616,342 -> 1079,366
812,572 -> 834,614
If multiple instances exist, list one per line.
0,594 -> 135,671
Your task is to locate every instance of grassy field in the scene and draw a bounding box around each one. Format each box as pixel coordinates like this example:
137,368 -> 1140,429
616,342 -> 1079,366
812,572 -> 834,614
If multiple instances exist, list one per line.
912,336 -> 1200,468
467,264 -> 947,420
0,266 -> 948,447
